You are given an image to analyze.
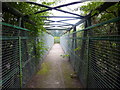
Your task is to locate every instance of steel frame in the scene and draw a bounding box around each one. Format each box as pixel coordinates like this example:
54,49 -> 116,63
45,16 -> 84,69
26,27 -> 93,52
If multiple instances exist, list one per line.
26,1 -> 87,32
26,1 -> 117,36
27,1 -> 85,17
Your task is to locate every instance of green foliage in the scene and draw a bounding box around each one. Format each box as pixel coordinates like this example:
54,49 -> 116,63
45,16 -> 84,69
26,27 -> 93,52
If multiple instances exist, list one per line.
36,40 -> 48,58
2,2 -> 55,59
74,47 -> 80,51
60,54 -> 70,58
54,37 -> 60,39
3,2 -> 55,37
80,2 -> 104,15
79,2 -> 120,22
54,37 -> 60,43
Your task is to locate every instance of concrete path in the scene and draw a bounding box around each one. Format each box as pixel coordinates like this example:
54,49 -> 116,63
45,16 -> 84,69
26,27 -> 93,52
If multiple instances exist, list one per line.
27,44 -> 82,88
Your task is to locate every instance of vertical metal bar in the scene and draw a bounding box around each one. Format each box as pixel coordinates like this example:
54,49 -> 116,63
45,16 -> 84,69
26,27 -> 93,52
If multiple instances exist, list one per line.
85,15 -> 92,88
116,4 -> 120,87
86,15 -> 92,88
73,26 -> 76,70
80,21 -> 87,62
18,17 -> 22,88
72,26 -> 76,69
68,30 -> 70,61
80,16 -> 91,87
18,36 -> 22,88
19,18 -> 22,27
0,2 -> 2,89
86,37 -> 90,88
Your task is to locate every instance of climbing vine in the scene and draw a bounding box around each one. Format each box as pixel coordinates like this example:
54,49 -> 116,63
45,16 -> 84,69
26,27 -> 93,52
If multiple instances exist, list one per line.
2,1 -> 55,58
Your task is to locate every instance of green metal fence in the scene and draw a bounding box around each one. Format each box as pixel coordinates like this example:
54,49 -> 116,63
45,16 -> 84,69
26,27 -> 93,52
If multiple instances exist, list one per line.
60,17 -> 120,88
0,22 -> 54,88
41,32 -> 54,59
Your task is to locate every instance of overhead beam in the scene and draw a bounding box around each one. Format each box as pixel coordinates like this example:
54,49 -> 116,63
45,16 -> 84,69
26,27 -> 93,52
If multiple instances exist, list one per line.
43,24 -> 73,26
44,19 -> 74,25
55,18 -> 78,22
46,29 -> 69,30
45,27 -> 68,29
44,25 -> 71,28
40,16 -> 80,19
35,8 -> 83,17
27,1 -> 85,17
45,18 -> 77,22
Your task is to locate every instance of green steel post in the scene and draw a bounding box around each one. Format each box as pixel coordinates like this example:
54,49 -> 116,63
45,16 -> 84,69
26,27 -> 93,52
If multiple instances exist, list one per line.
74,37 -> 76,70
18,36 -> 22,88
68,30 -> 70,61
86,16 -> 91,88
86,37 -> 90,88
0,2 -> 2,88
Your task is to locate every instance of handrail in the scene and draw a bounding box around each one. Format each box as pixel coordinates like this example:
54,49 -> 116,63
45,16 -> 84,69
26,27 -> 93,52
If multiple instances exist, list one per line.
0,22 -> 31,32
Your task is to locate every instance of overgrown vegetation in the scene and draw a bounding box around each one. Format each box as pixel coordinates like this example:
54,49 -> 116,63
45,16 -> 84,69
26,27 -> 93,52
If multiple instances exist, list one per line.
2,2 -> 56,58
79,2 -> 120,22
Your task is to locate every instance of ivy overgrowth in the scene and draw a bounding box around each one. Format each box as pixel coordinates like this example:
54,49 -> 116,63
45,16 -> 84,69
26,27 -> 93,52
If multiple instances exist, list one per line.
36,39 -> 48,58
2,2 -> 55,60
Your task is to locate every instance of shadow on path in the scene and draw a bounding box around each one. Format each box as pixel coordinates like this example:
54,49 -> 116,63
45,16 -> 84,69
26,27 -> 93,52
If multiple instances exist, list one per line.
27,44 -> 82,88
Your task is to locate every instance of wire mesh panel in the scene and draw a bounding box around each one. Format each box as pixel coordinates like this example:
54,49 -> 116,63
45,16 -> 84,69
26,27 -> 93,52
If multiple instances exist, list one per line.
21,37 -> 38,87
60,35 -> 70,54
2,40 -> 20,88
60,17 -> 120,88
88,37 -> 120,88
1,24 -> 21,88
37,32 -> 54,60
0,22 -> 54,88
60,32 -> 89,87
87,17 -> 120,88
43,32 -> 54,54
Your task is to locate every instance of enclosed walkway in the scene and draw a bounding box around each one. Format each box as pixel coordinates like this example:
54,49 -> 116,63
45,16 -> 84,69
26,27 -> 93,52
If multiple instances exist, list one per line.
27,44 -> 82,88
1,1 -> 120,89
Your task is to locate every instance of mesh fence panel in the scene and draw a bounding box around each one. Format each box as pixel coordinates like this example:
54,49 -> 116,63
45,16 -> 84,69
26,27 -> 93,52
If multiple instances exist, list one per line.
2,39 -> 19,88
37,32 -> 54,60
88,37 -> 120,88
43,32 -> 54,55
0,22 -> 54,88
60,17 -> 120,88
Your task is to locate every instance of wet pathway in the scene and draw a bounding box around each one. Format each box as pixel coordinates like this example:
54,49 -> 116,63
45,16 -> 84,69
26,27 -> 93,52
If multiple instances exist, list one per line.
27,44 -> 82,88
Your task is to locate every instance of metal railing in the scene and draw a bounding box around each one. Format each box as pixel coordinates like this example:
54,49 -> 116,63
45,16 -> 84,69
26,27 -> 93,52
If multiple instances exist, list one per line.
60,17 -> 120,88
0,22 -> 54,88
